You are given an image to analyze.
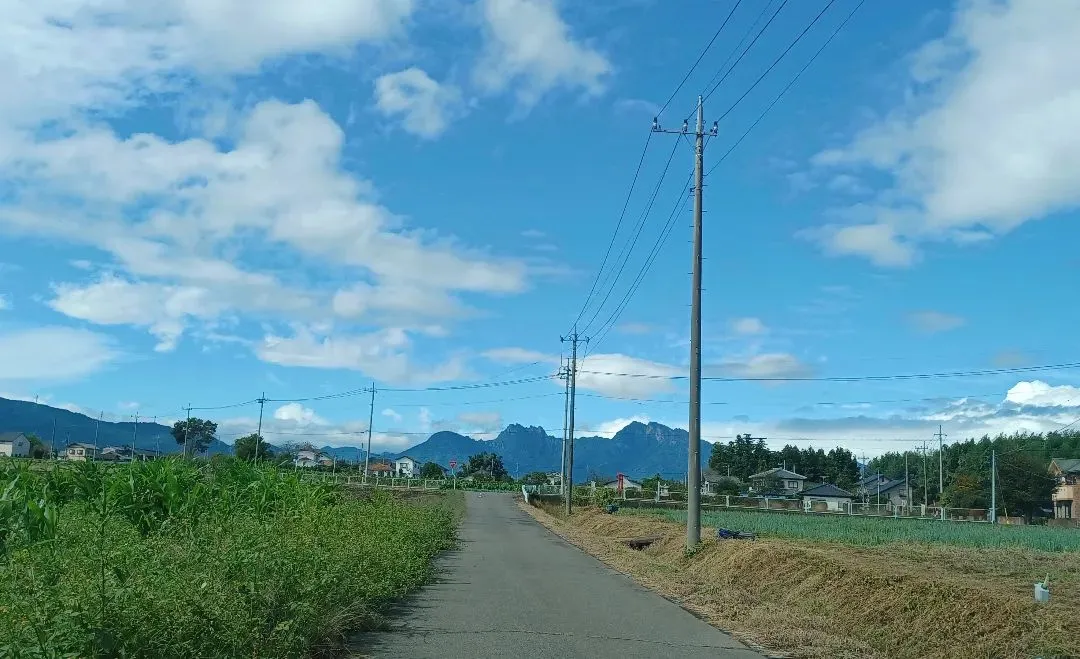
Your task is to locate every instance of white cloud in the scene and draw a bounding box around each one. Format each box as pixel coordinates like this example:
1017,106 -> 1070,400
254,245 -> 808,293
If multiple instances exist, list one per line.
382,408 -> 403,422
521,229 -> 545,239
586,415 -> 650,438
0,327 -> 118,382
810,0 -> 1080,265
273,403 -> 328,426
575,353 -> 681,398
374,67 -> 464,138
473,0 -> 611,109
1005,380 -> 1080,408
616,322 -> 654,335
257,326 -> 469,384
730,317 -> 767,336
802,223 -> 916,268
482,347 -> 558,364
457,411 -> 503,433
907,310 -> 965,334
709,353 -> 814,380
0,294 -> 9,311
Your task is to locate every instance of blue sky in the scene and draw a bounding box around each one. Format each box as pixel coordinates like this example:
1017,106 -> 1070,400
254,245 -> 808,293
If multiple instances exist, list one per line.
2,0 -> 1080,457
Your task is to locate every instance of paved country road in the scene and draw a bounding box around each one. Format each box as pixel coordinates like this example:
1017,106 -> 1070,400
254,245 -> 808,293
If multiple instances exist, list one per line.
354,492 -> 763,658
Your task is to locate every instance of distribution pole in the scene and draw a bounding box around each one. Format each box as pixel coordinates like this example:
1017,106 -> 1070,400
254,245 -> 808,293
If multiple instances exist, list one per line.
50,416 -> 57,459
254,392 -> 266,466
183,405 -> 192,460
560,332 -> 587,515
922,441 -> 929,506
131,412 -> 139,460
653,97 -> 716,549
559,358 -> 571,495
990,449 -> 997,524
93,412 -> 102,460
936,424 -> 946,519
364,383 -> 376,477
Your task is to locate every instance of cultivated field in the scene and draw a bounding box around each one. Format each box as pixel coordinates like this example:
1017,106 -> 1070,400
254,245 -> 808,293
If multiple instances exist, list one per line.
633,506 -> 1080,552
525,499 -> 1080,658
1,458 -> 459,658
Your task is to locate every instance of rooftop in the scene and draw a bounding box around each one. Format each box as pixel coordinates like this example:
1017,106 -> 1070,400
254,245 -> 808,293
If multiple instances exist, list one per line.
1051,458 -> 1080,474
802,483 -> 854,499
749,467 -> 807,481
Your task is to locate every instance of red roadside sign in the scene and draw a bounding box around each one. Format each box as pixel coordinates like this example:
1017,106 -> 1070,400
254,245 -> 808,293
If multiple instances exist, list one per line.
449,460 -> 457,469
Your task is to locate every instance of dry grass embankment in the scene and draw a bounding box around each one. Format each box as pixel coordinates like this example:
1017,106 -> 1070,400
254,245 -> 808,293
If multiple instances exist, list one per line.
523,500 -> 1079,659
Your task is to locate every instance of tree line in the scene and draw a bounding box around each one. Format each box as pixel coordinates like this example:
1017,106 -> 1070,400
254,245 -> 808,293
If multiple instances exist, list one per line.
707,433 -> 861,490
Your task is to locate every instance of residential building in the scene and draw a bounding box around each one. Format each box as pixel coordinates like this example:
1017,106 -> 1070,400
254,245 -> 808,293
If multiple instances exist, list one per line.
100,446 -> 162,462
0,432 -> 31,458
857,472 -> 890,491
1050,458 -> 1080,519
864,477 -> 910,508
801,483 -> 854,512
65,442 -> 98,461
368,461 -> 394,477
317,455 -> 334,468
749,467 -> 807,495
394,456 -> 418,477
600,475 -> 643,492
294,449 -> 319,468
701,468 -> 739,496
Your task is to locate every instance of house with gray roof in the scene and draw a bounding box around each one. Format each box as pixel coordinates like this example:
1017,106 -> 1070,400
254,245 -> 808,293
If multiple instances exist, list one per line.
801,483 -> 854,512
749,467 -> 807,495
0,432 -> 31,458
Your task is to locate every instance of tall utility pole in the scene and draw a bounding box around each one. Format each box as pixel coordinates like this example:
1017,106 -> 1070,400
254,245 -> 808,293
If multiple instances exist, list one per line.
254,392 -> 266,466
905,451 -> 910,511
364,383 -> 376,477
936,424 -> 947,519
183,405 -> 192,460
558,358 -> 571,495
131,412 -> 139,461
990,449 -> 997,524
921,441 -> 929,506
93,412 -> 102,459
652,96 -> 717,549
560,331 -> 587,515
50,416 -> 57,459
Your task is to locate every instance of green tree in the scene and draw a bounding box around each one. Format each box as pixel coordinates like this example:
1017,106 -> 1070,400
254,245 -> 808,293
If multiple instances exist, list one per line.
171,418 -> 218,457
712,476 -> 742,496
419,462 -> 446,479
25,433 -> 49,459
234,433 -> 273,461
521,471 -> 550,485
463,452 -> 508,481
998,452 -> 1057,522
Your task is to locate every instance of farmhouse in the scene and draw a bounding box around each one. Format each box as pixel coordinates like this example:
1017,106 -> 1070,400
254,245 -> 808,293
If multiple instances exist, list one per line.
294,449 -> 319,468
65,442 -> 98,461
0,432 -> 31,458
862,476 -> 910,508
801,483 -> 854,512
394,456 -> 418,477
600,475 -> 643,492
749,467 -> 807,495
1050,458 -> 1080,519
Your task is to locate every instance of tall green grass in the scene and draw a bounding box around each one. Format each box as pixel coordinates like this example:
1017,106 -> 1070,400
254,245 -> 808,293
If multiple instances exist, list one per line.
0,458 -> 457,657
626,507 -> 1080,552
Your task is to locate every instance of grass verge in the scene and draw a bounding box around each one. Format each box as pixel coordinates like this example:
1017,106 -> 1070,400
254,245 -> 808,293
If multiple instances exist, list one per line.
523,500 -> 1079,659
1,459 -> 460,658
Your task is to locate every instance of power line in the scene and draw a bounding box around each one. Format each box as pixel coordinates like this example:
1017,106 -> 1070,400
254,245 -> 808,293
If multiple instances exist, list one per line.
657,0 -> 745,116
567,132 -> 653,333
581,138 -> 682,334
588,171 -> 694,354
713,0 -> 839,124
706,0 -> 865,177
577,360 -> 1080,383
700,0 -> 790,106
696,0 -> 780,106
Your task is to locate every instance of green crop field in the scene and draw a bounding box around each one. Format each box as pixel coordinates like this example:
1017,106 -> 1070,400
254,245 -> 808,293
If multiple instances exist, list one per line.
625,507 -> 1080,552
0,457 -> 458,658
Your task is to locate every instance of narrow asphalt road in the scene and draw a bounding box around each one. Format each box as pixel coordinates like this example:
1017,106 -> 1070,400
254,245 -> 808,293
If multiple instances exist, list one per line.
355,492 -> 763,658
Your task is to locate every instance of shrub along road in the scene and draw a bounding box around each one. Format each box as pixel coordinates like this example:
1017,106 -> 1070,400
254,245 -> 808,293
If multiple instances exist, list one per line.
355,492 -> 761,658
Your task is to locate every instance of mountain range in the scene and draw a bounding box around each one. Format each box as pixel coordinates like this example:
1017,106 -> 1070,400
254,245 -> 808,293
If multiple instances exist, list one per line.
0,397 -> 708,481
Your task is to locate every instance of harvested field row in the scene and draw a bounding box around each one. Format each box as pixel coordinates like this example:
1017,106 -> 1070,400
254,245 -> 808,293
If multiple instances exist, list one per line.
523,500 -> 1079,659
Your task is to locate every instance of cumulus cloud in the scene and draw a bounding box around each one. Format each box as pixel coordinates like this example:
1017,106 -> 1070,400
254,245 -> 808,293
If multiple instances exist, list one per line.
374,67 -> 464,138
473,0 -> 611,109
382,408 -> 404,422
481,347 -> 558,364
709,353 -> 815,380
809,0 -> 1080,265
0,294 -> 9,311
273,403 -> 328,426
575,354 -> 681,398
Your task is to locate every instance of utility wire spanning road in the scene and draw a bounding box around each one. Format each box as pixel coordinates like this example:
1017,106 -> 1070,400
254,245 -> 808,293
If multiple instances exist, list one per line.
356,492 -> 762,658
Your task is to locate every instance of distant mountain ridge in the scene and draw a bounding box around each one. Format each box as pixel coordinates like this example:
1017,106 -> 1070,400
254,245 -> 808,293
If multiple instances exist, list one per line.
0,397 -> 707,480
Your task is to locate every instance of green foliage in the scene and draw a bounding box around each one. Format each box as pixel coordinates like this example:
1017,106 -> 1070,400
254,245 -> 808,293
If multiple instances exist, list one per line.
233,433 -> 273,461
419,462 -> 445,479
592,486 -> 617,508
170,417 -> 218,456
708,435 -> 859,489
0,457 -> 457,657
630,507 -> 1080,552
462,452 -> 509,481
25,433 -> 49,460
520,471 -> 550,485
712,476 -> 742,496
